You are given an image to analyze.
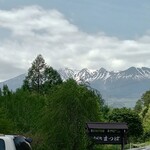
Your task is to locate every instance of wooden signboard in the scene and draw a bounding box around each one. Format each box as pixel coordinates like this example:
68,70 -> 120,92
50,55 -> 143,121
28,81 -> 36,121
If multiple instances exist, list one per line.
86,122 -> 128,150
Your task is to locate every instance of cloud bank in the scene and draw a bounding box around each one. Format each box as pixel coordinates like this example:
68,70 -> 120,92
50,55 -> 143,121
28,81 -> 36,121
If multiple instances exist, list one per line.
0,5 -> 150,81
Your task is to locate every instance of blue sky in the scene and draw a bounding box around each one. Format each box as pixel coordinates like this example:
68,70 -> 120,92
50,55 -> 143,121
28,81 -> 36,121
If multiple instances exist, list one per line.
0,0 -> 150,81
1,0 -> 149,38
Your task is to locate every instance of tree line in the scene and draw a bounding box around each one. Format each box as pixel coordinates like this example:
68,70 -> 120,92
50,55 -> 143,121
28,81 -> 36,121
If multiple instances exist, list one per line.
0,54 -> 148,150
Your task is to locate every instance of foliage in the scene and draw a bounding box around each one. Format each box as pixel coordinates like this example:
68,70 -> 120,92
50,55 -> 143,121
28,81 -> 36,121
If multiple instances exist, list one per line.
2,84 -> 12,96
134,99 -> 143,114
134,90 -> 150,141
142,105 -> 150,139
40,79 -> 103,150
1,54 -> 149,148
141,91 -> 150,108
23,54 -> 46,92
0,88 -> 2,96
108,107 -> 143,140
43,66 -> 62,92
134,90 -> 150,117
0,107 -> 14,133
22,54 -> 62,93
140,106 -> 150,140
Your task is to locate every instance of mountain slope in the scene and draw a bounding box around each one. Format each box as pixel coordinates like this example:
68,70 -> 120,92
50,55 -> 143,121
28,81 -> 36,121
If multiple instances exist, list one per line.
0,74 -> 26,91
58,67 -> 150,107
1,67 -> 150,107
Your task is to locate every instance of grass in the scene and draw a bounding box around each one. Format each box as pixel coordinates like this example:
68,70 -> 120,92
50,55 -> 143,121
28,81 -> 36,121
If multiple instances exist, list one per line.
90,144 -> 129,150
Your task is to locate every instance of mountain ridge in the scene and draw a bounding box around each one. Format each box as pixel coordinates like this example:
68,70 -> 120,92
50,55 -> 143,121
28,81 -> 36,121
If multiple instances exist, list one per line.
58,66 -> 150,82
1,67 -> 150,108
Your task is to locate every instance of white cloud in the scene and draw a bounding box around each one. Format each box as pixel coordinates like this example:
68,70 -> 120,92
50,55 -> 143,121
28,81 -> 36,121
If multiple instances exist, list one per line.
0,5 -> 150,81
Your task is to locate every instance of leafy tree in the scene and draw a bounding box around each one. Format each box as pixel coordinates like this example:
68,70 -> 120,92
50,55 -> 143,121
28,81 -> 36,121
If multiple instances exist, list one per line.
141,91 -> 150,108
134,90 -> 150,118
23,54 -> 46,92
40,79 -> 103,150
22,54 -> 62,93
143,105 -> 150,133
0,107 -> 14,133
0,88 -> 2,96
108,108 -> 143,139
43,66 -> 62,92
2,84 -> 11,96
139,104 -> 150,140
139,106 -> 148,119
134,99 -> 143,114
10,89 -> 45,133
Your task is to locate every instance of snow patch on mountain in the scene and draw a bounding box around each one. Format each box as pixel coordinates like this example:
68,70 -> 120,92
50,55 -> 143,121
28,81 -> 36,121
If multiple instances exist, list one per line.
58,67 -> 150,82
1,67 -> 150,108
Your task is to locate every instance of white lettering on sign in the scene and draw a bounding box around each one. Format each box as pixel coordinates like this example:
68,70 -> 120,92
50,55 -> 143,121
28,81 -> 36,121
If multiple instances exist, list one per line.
92,135 -> 121,143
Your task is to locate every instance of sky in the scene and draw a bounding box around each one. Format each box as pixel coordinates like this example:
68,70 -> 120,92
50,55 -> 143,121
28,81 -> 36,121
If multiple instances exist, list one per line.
0,0 -> 150,81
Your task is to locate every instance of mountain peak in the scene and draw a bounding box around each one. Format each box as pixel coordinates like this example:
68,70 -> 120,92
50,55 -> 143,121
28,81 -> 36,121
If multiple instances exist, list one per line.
1,66 -> 150,108
99,67 -> 107,72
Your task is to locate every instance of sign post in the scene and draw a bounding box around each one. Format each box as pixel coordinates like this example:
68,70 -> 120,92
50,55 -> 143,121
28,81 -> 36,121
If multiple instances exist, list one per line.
86,122 -> 128,150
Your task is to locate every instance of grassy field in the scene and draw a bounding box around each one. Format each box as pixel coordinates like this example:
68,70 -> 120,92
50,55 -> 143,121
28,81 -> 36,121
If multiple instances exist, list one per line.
92,142 -> 150,150
89,144 -> 129,150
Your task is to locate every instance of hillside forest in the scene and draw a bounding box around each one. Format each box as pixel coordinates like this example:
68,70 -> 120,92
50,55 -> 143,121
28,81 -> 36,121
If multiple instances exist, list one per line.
0,54 -> 150,150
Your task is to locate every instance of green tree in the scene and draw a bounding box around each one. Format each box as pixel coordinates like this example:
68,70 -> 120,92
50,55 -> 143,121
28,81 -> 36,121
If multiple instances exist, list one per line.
43,66 -> 62,92
40,79 -> 103,150
141,91 -> 150,108
143,105 -> 150,133
134,90 -> 150,118
2,84 -> 11,96
11,89 -> 45,133
108,108 -> 143,140
0,88 -> 2,96
0,107 -> 14,133
23,54 -> 46,92
134,99 -> 143,114
22,54 -> 62,93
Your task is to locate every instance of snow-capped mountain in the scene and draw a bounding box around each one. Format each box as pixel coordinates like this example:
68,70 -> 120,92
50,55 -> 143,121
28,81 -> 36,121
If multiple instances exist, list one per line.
1,67 -> 150,108
58,67 -> 150,107
58,67 -> 150,82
